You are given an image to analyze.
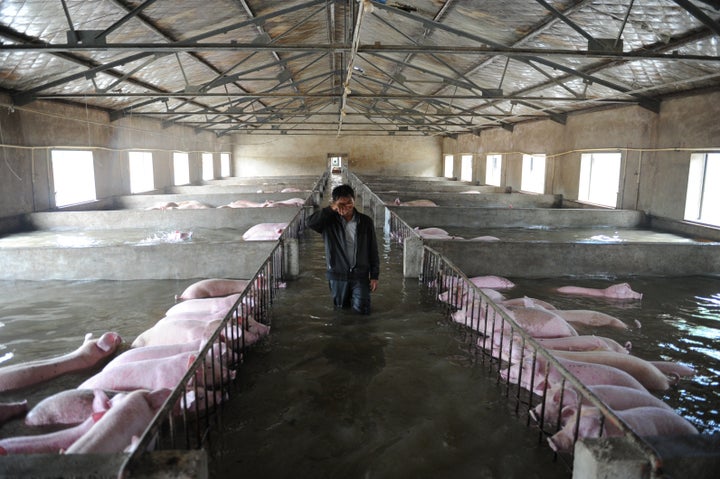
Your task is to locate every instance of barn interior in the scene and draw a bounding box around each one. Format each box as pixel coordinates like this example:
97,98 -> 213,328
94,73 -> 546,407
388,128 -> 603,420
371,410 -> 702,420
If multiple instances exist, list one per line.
1,1 -> 720,478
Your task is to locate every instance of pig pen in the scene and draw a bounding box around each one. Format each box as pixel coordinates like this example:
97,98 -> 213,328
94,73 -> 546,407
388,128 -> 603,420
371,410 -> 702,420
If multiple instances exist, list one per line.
0,206 -> 303,280
419,245 -> 720,477
0,180 -> 321,476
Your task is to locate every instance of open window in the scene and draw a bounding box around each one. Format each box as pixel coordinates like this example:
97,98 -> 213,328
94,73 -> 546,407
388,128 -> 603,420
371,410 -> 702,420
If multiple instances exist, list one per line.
51,149 -> 96,207
578,152 -> 621,207
220,152 -> 231,177
460,154 -> 473,182
521,154 -> 546,194
129,151 -> 154,194
444,154 -> 453,178
202,153 -> 214,181
486,154 -> 502,186
173,152 -> 190,185
685,152 -> 720,227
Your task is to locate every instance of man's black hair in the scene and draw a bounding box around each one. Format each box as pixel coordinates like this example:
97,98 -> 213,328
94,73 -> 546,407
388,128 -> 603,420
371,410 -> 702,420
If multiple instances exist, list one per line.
331,184 -> 355,201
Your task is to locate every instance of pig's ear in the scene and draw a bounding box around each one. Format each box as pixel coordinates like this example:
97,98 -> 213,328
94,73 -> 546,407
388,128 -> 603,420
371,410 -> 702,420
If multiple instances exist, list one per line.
92,389 -> 111,413
147,389 -> 172,410
187,354 -> 197,369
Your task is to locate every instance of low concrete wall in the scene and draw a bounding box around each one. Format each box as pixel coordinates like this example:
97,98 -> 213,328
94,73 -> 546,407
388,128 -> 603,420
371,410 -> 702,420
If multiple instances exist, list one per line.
649,215 -> 720,243
166,184 -> 312,195
22,207 -> 301,232
113,192 -> 310,209
427,240 -> 720,278
377,191 -> 563,208
359,181 -> 501,193
389,207 -> 646,229
0,240 -> 279,280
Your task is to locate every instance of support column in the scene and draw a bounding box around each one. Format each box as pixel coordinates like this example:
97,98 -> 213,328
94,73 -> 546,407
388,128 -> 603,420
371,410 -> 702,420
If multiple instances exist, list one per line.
573,438 -> 651,479
403,236 -> 424,278
283,238 -> 300,279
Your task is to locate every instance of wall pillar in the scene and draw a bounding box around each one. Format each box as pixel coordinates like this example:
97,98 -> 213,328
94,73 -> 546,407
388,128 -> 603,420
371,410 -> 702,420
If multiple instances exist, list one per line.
403,236 -> 424,278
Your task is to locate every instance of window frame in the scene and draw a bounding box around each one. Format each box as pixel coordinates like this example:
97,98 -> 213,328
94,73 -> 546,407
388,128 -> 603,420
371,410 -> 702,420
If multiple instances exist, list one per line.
50,149 -> 97,207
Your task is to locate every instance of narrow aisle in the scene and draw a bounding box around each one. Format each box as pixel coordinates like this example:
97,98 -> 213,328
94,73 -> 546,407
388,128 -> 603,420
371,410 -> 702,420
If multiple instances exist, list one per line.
209,198 -> 569,479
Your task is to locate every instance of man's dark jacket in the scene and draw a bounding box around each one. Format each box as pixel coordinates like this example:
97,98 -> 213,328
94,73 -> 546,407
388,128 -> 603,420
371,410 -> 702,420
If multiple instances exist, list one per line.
307,206 -> 380,282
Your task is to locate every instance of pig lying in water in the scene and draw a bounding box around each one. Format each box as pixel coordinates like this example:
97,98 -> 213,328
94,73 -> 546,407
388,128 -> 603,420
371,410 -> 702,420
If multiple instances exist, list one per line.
548,406 -> 698,453
242,222 -> 288,241
0,332 -> 122,393
65,389 -> 172,454
78,349 -> 231,391
177,279 -> 251,300
556,282 -> 643,300
393,198 -> 438,207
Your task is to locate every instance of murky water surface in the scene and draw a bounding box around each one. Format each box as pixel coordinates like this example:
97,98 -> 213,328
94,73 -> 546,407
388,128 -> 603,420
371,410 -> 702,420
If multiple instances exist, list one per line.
429,226 -> 708,243
0,227 -> 247,248
0,193 -> 717,477
207,232 -> 570,479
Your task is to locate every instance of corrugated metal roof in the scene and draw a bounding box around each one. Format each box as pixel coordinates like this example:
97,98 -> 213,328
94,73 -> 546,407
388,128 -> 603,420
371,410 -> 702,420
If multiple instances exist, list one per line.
1,0 -> 718,136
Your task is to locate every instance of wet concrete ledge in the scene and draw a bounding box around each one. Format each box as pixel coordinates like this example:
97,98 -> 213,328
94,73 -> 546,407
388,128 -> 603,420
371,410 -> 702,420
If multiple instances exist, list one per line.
425,240 -> 720,278
0,240 -> 279,280
0,450 -> 207,479
388,206 -> 646,229
22,207 -> 301,232
374,191 -> 563,208
573,433 -> 720,479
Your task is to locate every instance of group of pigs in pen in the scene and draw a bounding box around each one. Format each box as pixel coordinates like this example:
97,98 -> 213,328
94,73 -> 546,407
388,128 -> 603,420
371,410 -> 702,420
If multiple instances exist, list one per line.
146,195 -> 306,210
0,278 -> 270,456
436,274 -> 699,453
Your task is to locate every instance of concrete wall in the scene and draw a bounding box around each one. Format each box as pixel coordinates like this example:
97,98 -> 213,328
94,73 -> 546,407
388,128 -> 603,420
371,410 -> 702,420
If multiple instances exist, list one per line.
232,134 -> 442,177
442,89 -> 720,224
0,94 -> 233,219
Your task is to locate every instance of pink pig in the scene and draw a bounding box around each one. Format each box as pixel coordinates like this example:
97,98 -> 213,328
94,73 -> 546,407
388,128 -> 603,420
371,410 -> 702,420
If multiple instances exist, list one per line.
242,222 -> 288,241
64,389 -> 172,454
78,350 -> 230,391
0,332 -> 122,393
548,406 -> 698,453
556,282 -> 643,300
177,278 -> 251,300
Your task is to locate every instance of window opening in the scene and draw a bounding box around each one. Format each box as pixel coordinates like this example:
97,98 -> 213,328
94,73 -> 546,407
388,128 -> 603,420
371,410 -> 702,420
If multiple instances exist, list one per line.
173,152 -> 190,185
129,151 -> 154,194
202,153 -> 214,181
444,154 -> 454,178
51,150 -> 96,207
220,153 -> 231,177
521,154 -> 546,194
486,154 -> 502,186
460,154 -> 473,182
578,152 -> 621,207
685,152 -> 720,227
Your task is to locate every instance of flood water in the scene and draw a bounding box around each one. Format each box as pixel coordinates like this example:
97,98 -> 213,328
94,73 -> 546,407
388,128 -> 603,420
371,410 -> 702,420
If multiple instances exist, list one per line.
207,229 -> 570,479
0,182 -> 718,477
0,227 -> 248,248
427,226 -> 706,244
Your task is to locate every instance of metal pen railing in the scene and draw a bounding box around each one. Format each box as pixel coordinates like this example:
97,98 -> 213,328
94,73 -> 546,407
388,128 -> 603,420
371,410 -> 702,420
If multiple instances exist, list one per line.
387,209 -> 419,244
114,207 -> 313,478
421,245 -> 663,474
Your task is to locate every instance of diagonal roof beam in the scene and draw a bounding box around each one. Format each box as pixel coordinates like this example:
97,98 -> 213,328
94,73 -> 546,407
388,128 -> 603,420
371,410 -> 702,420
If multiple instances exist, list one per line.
370,0 -> 661,112
672,0 -> 720,37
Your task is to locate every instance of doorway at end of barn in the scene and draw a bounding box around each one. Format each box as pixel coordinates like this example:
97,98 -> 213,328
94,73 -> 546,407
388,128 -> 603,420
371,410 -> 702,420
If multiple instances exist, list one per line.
328,153 -> 347,175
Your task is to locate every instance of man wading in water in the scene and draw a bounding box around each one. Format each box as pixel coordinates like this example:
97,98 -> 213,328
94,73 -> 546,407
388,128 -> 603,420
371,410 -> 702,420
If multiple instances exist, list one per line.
307,184 -> 380,314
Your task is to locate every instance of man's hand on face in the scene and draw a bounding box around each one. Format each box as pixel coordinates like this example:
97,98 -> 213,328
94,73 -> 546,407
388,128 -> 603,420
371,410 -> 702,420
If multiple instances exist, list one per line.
331,197 -> 355,218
